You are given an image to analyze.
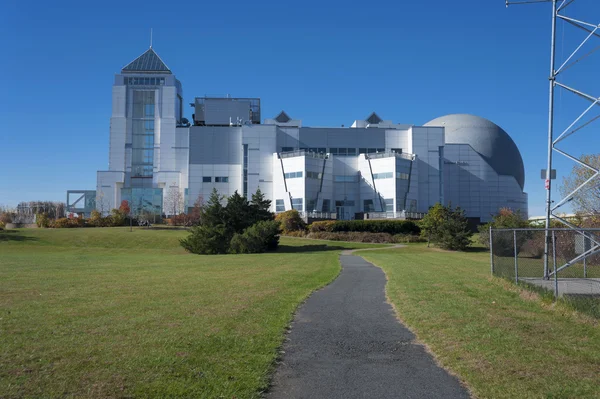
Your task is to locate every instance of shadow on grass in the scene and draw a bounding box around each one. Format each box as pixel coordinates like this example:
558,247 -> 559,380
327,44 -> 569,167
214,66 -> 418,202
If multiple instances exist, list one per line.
463,246 -> 489,253
0,230 -> 39,242
276,244 -> 356,253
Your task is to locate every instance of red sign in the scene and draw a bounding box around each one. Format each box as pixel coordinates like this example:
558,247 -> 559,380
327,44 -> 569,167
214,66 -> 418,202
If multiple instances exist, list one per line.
545,179 -> 550,190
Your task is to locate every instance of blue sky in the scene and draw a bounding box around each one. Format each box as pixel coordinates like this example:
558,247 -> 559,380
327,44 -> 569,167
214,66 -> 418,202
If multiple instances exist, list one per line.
1,0 -> 599,217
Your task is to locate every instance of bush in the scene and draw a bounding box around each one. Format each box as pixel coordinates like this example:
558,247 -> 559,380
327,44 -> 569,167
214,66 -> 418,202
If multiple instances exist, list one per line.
309,219 -> 420,235
478,208 -> 530,256
36,213 -> 50,228
393,233 -> 428,243
51,217 -> 87,228
275,210 -> 306,234
229,220 -> 281,254
180,188 -> 277,254
420,203 -> 472,251
180,224 -> 230,254
110,208 -> 127,227
306,231 -> 395,243
0,212 -> 12,229
309,220 -> 337,233
167,214 -> 189,226
282,230 -> 307,237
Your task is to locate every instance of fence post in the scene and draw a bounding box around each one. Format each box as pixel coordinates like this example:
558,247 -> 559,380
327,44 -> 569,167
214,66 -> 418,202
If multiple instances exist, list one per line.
584,254 -> 587,279
489,226 -> 494,275
514,230 -> 518,284
553,230 -> 558,299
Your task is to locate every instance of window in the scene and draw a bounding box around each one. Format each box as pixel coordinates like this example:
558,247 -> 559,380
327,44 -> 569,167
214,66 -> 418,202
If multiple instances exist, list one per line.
203,176 -> 212,183
281,147 -> 294,152
364,199 -> 375,212
334,175 -> 357,183
329,147 -> 356,156
384,199 -> 394,212
291,198 -> 303,211
335,200 -> 355,207
306,171 -> 321,179
284,171 -> 303,179
307,200 -> 316,212
391,148 -> 403,154
276,199 -> 285,212
215,177 -> 229,183
373,172 -> 393,180
359,148 -> 386,154
322,199 -> 330,212
307,147 -> 326,154
396,172 -> 409,180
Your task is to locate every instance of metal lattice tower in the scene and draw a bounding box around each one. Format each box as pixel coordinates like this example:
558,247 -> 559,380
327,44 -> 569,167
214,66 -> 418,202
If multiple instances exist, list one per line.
507,0 -> 600,290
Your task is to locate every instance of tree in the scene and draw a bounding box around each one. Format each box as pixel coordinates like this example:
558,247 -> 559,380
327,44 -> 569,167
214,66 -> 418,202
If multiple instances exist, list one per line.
180,188 -> 280,255
420,203 -> 472,251
188,195 -> 204,226
224,191 -> 253,234
478,208 -> 531,256
164,185 -> 184,217
119,200 -> 130,215
561,154 -> 600,214
250,188 -> 273,223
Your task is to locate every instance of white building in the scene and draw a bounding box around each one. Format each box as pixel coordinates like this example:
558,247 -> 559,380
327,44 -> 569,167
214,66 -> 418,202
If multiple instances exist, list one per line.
90,47 -> 528,223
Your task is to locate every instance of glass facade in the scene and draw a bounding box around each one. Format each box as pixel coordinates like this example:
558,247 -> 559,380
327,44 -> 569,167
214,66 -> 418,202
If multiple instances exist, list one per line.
132,91 -> 155,178
125,77 -> 166,86
121,188 -> 163,215
243,144 -> 248,197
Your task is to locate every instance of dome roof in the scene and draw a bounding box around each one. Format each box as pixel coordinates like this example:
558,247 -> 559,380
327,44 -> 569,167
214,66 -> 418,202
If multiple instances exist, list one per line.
424,114 -> 525,189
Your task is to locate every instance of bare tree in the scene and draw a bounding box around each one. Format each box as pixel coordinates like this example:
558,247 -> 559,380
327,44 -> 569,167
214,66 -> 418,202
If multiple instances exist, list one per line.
560,154 -> 600,214
96,191 -> 110,216
164,185 -> 184,217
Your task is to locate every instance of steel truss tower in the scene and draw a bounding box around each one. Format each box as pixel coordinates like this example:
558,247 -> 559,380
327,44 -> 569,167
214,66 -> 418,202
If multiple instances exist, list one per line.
507,0 -> 600,295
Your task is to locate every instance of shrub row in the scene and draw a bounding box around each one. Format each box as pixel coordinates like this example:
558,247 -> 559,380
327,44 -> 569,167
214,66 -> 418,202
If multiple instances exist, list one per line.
302,231 -> 428,244
309,219 -> 420,235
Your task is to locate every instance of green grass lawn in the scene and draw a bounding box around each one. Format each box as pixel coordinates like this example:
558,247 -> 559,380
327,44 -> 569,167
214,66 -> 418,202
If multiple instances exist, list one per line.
0,228 -> 384,398
361,245 -> 600,399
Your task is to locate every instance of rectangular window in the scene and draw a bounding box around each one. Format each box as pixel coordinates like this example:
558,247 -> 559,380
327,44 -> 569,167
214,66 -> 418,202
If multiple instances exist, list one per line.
359,148 -> 367,154
373,172 -> 393,180
364,199 -> 375,212
329,148 -> 338,155
347,148 -> 357,155
335,200 -> 355,207
307,200 -> 316,212
396,172 -> 409,180
215,177 -> 229,183
203,176 -> 212,183
334,175 -> 357,183
291,198 -> 303,211
276,199 -> 285,212
391,148 -> 403,154
384,199 -> 394,212
322,199 -> 330,212
281,147 -> 294,152
284,171 -> 303,179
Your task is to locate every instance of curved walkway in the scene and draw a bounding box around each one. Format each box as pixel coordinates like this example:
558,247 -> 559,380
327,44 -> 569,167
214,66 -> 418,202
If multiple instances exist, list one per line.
266,248 -> 469,399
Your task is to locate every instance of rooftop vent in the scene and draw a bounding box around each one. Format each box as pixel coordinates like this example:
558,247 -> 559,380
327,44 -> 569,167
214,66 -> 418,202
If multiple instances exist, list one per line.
275,111 -> 292,123
366,112 -> 383,125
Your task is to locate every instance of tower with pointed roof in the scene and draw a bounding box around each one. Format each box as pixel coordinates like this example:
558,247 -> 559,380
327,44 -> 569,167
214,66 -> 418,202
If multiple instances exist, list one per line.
96,47 -> 188,217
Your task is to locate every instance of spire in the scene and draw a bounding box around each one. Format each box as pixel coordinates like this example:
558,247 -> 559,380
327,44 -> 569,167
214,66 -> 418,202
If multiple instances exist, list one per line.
121,48 -> 171,74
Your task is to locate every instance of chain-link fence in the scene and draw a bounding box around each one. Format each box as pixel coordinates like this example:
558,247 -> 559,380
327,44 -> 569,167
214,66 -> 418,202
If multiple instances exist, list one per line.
490,228 -> 600,298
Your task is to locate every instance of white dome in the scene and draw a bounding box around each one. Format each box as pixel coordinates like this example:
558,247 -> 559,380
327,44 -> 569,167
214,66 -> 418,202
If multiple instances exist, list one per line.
425,114 -> 525,189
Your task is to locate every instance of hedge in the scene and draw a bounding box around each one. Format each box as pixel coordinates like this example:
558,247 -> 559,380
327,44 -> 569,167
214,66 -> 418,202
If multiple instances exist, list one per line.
309,219 -> 420,235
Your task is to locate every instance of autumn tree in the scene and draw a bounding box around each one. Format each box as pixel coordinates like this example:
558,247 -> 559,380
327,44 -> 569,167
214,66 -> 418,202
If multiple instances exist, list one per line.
560,154 -> 600,214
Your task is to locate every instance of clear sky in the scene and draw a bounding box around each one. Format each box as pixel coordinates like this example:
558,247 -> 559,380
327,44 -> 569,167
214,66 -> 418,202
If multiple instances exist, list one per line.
2,0 -> 599,217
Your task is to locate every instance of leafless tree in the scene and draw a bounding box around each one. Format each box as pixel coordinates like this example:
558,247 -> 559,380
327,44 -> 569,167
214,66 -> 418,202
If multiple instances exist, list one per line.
560,154 -> 600,215
164,185 -> 184,217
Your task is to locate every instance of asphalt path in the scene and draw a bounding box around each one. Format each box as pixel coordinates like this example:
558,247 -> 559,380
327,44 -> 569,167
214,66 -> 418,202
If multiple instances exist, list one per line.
266,251 -> 470,399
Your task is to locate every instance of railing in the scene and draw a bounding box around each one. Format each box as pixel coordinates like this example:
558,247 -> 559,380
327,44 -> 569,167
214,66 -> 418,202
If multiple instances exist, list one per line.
279,150 -> 329,159
365,211 -> 426,220
367,151 -> 415,161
